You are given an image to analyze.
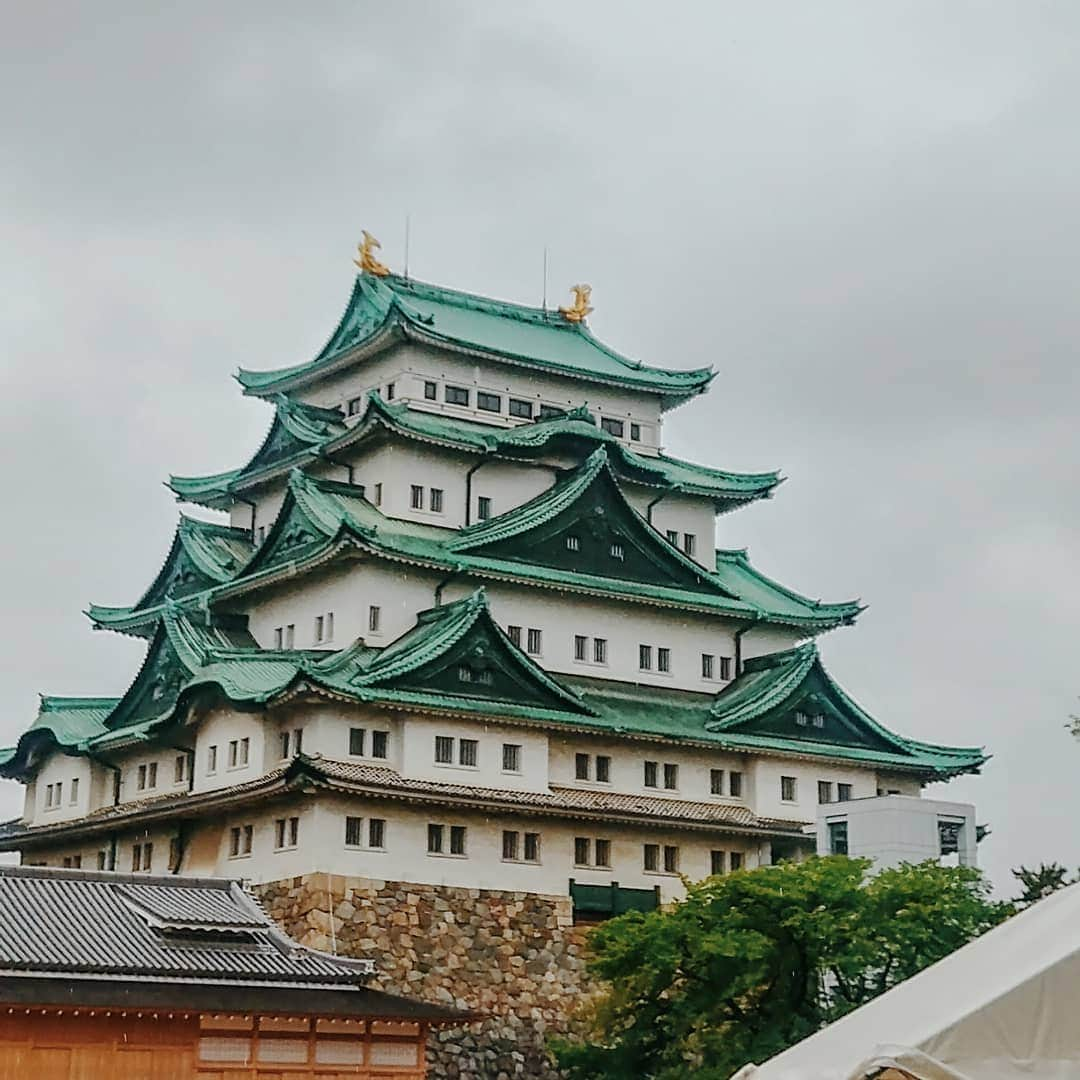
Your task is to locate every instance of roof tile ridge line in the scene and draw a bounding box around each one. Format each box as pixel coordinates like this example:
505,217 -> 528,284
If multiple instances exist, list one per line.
162,604 -> 213,672
654,447 -> 783,486
178,514 -> 251,540
716,545 -> 862,615
705,645 -> 818,727
39,695 -> 121,711
576,317 -> 714,381
297,469 -> 380,539
450,446 -> 609,548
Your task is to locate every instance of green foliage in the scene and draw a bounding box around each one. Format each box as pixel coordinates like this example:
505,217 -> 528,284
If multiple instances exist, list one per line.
550,857 -> 1011,1080
1012,862 -> 1076,908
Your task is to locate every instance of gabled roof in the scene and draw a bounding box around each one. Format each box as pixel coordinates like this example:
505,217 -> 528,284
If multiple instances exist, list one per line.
703,643 -> 986,775
0,696 -> 119,769
235,273 -> 714,409
88,516 -> 252,637
168,395 -> 346,509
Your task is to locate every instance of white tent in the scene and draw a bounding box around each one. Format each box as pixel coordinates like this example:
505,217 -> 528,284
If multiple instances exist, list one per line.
734,880 -> 1080,1080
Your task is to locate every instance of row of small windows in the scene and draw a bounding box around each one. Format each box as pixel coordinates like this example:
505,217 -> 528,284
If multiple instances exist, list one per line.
779,776 -> 854,804
506,625 -> 543,655
271,607 -> 381,650
664,529 -> 697,556
206,738 -> 250,775
43,779 -> 78,809
410,485 -> 444,512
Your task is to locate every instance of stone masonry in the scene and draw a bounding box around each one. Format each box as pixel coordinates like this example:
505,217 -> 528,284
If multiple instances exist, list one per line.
256,875 -> 596,1080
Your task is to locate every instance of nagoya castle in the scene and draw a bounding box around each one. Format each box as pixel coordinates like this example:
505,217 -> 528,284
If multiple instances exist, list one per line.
0,234 -> 983,1078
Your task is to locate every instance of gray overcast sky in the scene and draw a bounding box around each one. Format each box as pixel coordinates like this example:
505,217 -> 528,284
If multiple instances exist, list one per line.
2,2 -> 1077,893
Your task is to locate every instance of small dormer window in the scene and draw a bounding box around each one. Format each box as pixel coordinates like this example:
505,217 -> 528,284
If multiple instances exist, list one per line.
794,711 -> 809,726
457,666 -> 473,683
813,714 -> 826,729
566,536 -> 580,552
610,542 -> 624,560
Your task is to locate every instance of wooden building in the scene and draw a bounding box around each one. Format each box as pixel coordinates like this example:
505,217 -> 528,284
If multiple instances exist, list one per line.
0,864 -> 459,1078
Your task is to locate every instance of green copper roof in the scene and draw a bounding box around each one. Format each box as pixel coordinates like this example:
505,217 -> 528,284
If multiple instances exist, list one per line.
168,395 -> 346,509
87,517 -> 253,638
224,466 -> 858,630
0,696 -> 120,774
168,394 -> 780,513
236,273 -> 714,408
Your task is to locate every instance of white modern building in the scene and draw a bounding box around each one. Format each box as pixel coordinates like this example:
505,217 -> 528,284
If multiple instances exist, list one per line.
0,244 -> 986,918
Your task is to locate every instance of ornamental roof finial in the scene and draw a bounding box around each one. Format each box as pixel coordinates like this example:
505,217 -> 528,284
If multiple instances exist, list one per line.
354,231 -> 391,277
559,284 -> 593,324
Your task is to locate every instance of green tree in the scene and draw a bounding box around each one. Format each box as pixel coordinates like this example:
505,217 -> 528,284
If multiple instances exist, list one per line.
551,857 -> 1011,1080
1012,862 -> 1075,908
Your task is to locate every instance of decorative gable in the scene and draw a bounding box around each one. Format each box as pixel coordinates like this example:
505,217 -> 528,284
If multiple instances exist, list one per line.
453,450 -> 721,594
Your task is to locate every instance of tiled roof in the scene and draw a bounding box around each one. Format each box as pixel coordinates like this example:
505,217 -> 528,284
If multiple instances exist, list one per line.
0,865 -> 373,985
168,393 -> 780,512
235,273 -> 713,408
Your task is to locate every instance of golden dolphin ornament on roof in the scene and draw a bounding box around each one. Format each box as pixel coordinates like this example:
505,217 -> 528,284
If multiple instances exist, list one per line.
355,231 -> 391,277
559,284 -> 593,323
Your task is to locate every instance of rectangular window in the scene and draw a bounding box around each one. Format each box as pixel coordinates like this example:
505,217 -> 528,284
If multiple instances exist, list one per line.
410,484 -> 424,509
683,533 -> 696,556
630,422 -> 641,441
137,764 -> 147,791
445,385 -> 470,406
276,818 -> 297,850
644,760 -> 659,788
509,398 -> 533,419
167,837 -> 181,872
574,837 -> 590,866
730,851 -> 744,871
663,763 -> 678,790
575,753 -> 590,780
61,855 -> 81,869
710,768 -> 724,796
69,778 -> 79,804
207,745 -> 217,774
373,483 -> 382,507
828,820 -> 849,856
368,605 -> 381,633
430,487 -> 444,512
539,404 -> 561,419
663,845 -> 679,873
502,744 -> 521,772
781,776 -> 798,802
665,529 -> 678,545
600,417 -> 624,437
174,754 -> 187,783
702,654 -> 715,680
525,627 -> 542,655
369,817 -> 385,848
524,832 -> 540,862
345,816 -> 363,847
639,644 -> 652,670
593,637 -> 608,664
349,728 -> 366,756
229,826 -> 242,858
609,541 -> 624,560
257,525 -> 266,546
285,624 -> 295,648
566,535 -> 580,552
279,731 -> 291,759
96,850 -> 108,871
477,391 -> 502,413
837,783 -> 853,802
720,656 -> 733,680
148,762 -> 157,788
239,737 -> 249,766
658,647 -> 671,673
435,736 -> 454,764
314,615 -> 324,643
347,396 -> 364,416
729,771 -> 743,797
315,613 -> 333,643
594,838 -> 611,868
427,824 -> 444,854
502,830 -> 519,861
424,380 -> 438,400
450,825 -> 467,855
507,625 -> 522,647
459,739 -> 478,767
818,781 -> 834,804
372,730 -> 389,758
595,755 -> 611,783
710,850 -> 726,875
385,382 -> 395,400
643,843 -> 659,872
273,627 -> 283,649
477,496 -> 492,520
293,729 -> 302,754
574,635 -> 588,661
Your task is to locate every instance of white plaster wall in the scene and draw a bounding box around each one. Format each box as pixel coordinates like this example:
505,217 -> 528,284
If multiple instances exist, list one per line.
625,490 -> 717,570
749,756 -> 878,822
183,792 -> 765,901
816,794 -> 976,868
399,717 -> 549,794
293,343 -> 666,448
741,624 -> 812,661
267,703 -> 404,771
875,772 -> 923,797
548,734 -> 749,805
116,748 -> 190,805
191,706 -> 269,793
28,752 -> 97,824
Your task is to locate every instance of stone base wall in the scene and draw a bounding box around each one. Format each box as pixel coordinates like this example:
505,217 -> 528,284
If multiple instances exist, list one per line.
256,874 -> 595,1080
